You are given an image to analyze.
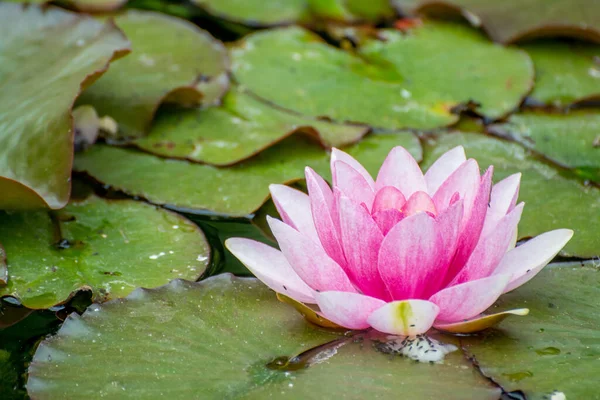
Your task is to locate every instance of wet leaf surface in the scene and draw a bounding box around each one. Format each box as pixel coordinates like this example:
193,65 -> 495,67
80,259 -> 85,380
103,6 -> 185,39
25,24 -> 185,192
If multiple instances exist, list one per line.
489,110 -> 600,182
77,10 -> 229,138
0,3 -> 129,209
74,132 -> 422,216
0,196 -> 210,309
134,87 -> 369,165
27,275 -> 500,400
462,262 -> 600,400
68,0 -> 128,11
422,132 -> 600,258
231,22 -> 532,130
393,0 -> 600,43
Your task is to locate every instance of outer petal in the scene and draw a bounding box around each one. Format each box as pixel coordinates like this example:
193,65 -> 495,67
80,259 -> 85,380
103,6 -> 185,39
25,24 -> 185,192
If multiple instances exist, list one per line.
494,229 -> 574,293
432,159 -> 480,216
269,184 -> 318,241
430,274 -> 510,323
225,238 -> 315,303
333,161 -> 375,210
268,217 -> 356,293
331,148 -> 375,189
372,186 -> 406,213
403,191 -> 437,217
316,291 -> 386,330
375,146 -> 426,198
435,309 -> 529,334
424,146 -> 467,195
482,173 -> 521,238
451,203 -> 524,285
372,209 -> 404,236
377,212 -> 444,300
338,196 -> 389,299
305,167 -> 346,266
367,300 -> 439,336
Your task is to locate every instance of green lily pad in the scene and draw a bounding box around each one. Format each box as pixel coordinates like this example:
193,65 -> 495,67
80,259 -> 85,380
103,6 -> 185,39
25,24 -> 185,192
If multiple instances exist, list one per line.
68,0 -> 128,11
0,196 -> 210,309
422,132 -> 600,258
133,88 -> 369,165
75,132 -> 421,216
77,10 -> 229,139
488,110 -> 600,182
27,275 -> 500,399
393,0 -> 600,44
461,262 -> 600,400
0,3 -> 129,210
522,40 -> 600,107
231,23 -> 533,130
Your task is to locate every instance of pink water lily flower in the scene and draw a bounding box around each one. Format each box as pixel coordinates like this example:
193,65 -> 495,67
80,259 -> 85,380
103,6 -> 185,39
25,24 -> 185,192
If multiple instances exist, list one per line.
226,146 -> 573,336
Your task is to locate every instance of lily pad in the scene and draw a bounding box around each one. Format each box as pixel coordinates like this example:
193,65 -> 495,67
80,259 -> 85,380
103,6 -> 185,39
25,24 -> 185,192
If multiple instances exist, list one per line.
231,23 -> 533,129
522,40 -> 600,107
488,110 -> 600,182
75,132 -> 421,216
462,262 -> 600,400
422,132 -> 600,258
27,274 -> 500,399
0,3 -> 129,210
77,10 -> 229,139
393,0 -> 600,43
0,196 -> 210,309
68,0 -> 128,12
133,88 -> 369,165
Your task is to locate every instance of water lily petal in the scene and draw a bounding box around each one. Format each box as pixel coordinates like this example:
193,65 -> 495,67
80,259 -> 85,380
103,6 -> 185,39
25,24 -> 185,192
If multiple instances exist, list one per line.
372,185 -> 406,214
425,145 -> 466,195
432,159 -> 480,216
225,238 -> 315,303
338,196 -> 389,299
316,291 -> 386,330
431,200 -> 463,295
269,184 -> 318,241
375,146 -> 426,198
305,167 -> 346,266
367,300 -> 439,336
494,229 -> 574,293
430,274 -> 510,323
452,203 -> 524,284
372,209 -> 404,236
482,173 -> 521,238
276,293 -> 341,329
378,212 -> 444,300
403,191 -> 437,216
333,161 -> 375,210
268,217 -> 356,293
435,309 -> 529,334
331,147 -> 375,190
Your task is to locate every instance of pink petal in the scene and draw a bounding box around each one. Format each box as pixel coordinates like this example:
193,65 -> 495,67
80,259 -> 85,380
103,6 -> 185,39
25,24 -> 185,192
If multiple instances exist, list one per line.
331,148 -> 375,190
372,209 -> 404,236
332,161 -> 375,210
432,159 -> 480,216
377,212 -> 444,300
403,191 -> 437,216
269,184 -> 318,241
451,203 -> 524,285
482,173 -> 521,238
430,200 -> 463,294
225,238 -> 315,303
316,291 -> 385,330
430,274 -> 510,323
372,186 -> 406,213
434,308 -> 529,333
424,146 -> 467,195
375,146 -> 426,198
367,300 -> 439,335
305,167 -> 346,266
268,217 -> 356,293
494,229 -> 573,293
338,196 -> 389,299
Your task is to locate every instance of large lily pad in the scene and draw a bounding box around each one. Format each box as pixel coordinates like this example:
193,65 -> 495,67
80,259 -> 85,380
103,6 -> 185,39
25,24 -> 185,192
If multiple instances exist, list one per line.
393,0 -> 600,43
522,41 -> 600,107
488,111 -> 600,182
422,132 -> 600,258
77,10 -> 229,139
75,132 -> 421,216
0,196 -> 210,309
231,23 -> 533,130
0,3 -> 129,210
462,262 -> 600,399
27,274 -> 500,399
133,88 -> 369,165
